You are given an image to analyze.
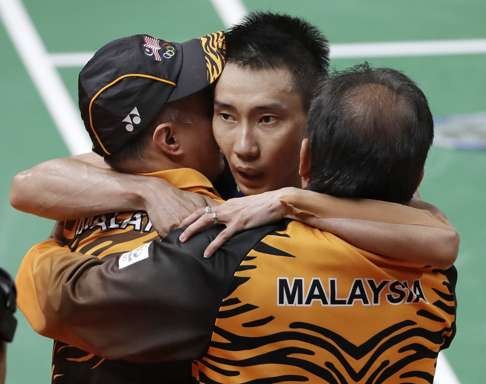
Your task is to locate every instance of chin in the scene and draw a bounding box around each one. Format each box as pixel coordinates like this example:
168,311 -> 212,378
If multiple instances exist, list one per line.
238,183 -> 272,196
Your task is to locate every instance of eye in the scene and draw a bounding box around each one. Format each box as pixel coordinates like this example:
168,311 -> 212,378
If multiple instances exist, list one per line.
259,115 -> 277,125
219,112 -> 235,122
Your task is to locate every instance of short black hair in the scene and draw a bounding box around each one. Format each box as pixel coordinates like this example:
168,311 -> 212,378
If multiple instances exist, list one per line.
104,116 -> 158,171
307,63 -> 434,203
226,12 -> 329,111
105,87 -> 213,171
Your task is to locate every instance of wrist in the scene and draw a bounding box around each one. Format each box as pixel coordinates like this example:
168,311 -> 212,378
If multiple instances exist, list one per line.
276,186 -> 298,204
137,176 -> 175,213
122,174 -> 149,211
272,187 -> 297,217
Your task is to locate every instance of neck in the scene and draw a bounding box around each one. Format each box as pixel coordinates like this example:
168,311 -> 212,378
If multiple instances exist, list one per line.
110,152 -> 181,174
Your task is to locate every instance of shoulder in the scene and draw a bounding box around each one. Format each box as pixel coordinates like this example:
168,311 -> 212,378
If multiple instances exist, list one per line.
159,221 -> 290,262
264,220 -> 354,255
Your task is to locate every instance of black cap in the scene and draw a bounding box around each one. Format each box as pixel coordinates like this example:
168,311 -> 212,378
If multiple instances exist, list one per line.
78,32 -> 226,156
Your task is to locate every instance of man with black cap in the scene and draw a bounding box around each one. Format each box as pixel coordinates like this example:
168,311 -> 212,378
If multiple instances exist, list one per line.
79,32 -> 226,179
16,31 -> 226,383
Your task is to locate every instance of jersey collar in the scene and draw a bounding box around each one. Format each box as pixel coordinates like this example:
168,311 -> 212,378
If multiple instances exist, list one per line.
141,168 -> 216,192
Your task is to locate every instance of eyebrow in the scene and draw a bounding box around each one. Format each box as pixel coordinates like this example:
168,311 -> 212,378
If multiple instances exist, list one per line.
254,103 -> 288,112
214,100 -> 234,110
214,100 -> 288,112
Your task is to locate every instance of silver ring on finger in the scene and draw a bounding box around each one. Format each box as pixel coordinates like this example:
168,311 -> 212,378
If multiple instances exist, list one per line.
211,211 -> 219,224
204,206 -> 213,215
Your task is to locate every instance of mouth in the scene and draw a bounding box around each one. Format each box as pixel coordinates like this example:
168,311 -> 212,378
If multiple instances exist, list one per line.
233,165 -> 264,187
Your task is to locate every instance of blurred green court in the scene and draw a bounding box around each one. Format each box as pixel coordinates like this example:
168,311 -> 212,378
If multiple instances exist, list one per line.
1,0 -> 485,382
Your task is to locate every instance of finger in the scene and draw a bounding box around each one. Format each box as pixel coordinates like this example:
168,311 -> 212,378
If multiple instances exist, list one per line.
204,227 -> 237,258
179,215 -> 214,242
180,207 -> 206,228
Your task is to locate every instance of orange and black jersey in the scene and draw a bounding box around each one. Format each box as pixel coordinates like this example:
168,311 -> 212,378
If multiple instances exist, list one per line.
16,168 -> 223,384
35,220 -> 457,383
195,222 -> 456,383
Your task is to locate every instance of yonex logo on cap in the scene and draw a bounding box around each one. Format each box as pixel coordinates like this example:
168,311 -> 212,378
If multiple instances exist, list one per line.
122,107 -> 141,132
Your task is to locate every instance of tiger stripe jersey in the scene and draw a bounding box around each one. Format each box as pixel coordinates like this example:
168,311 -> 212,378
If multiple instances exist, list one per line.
195,221 -> 456,383
60,167 -> 223,255
20,218 -> 456,383
16,167 -> 222,384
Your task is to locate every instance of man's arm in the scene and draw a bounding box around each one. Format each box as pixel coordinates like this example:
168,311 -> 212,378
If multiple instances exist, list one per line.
16,237 -> 221,362
11,155 -> 459,265
180,187 -> 459,266
298,217 -> 457,268
10,153 -> 130,219
280,188 -> 459,267
15,240 -> 98,346
16,224 -> 278,362
10,153 -> 213,235
278,188 -> 449,226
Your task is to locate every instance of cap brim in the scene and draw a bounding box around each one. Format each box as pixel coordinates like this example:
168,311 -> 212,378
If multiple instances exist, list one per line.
168,32 -> 225,102
168,39 -> 207,102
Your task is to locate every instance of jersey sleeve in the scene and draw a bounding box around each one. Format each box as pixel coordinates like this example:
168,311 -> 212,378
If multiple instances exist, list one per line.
16,239 -> 104,347
16,224 -> 282,363
60,226 -> 236,363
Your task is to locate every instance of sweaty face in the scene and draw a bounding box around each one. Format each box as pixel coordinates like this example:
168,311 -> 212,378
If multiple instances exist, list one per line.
174,91 -> 224,181
213,64 -> 307,195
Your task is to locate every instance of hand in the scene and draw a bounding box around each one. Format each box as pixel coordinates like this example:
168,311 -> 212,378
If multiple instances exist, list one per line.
179,188 -> 292,258
142,177 -> 216,236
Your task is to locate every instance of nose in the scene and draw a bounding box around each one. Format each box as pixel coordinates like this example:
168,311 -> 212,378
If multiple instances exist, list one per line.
234,124 -> 259,161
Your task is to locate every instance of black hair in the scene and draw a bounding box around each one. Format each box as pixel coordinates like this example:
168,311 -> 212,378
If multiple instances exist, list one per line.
104,120 -> 157,171
307,63 -> 434,203
105,87 -> 213,171
225,12 -> 329,111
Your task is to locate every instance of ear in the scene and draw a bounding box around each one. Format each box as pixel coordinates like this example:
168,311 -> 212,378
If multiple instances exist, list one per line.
152,122 -> 182,156
299,138 -> 311,188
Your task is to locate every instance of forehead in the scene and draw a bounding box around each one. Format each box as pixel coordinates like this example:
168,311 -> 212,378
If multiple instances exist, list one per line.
215,63 -> 301,109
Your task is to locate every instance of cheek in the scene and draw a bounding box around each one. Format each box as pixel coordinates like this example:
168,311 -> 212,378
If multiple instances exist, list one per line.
261,129 -> 302,177
267,125 -> 302,159
265,141 -> 293,170
212,123 -> 233,159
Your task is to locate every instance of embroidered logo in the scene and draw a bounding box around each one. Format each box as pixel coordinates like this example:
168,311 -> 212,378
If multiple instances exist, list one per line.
143,36 -> 162,61
161,43 -> 176,59
143,35 -> 176,61
122,107 -> 141,132
118,243 -> 151,269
